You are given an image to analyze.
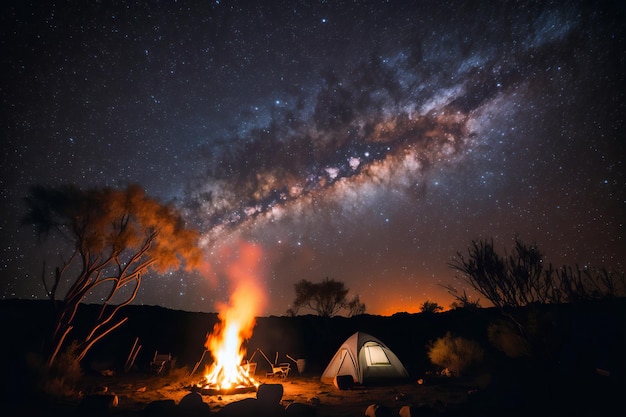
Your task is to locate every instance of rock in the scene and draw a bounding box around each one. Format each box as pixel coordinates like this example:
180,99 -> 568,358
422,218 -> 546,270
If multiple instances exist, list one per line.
179,391 -> 211,416
285,401 -> 316,416
218,398 -> 257,417
399,405 -> 412,417
399,404 -> 440,417
218,397 -> 284,417
144,399 -> 177,417
257,383 -> 284,405
365,403 -> 392,417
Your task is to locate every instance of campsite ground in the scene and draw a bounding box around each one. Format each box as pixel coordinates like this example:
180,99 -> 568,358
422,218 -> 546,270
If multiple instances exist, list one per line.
11,364 -> 625,416
3,300 -> 624,415
71,370 -> 477,416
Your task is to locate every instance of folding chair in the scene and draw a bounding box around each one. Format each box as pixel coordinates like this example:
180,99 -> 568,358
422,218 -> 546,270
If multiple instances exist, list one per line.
266,362 -> 290,378
150,351 -> 172,374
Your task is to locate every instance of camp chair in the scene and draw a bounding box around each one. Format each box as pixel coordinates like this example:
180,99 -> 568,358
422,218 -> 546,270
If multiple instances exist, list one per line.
266,362 -> 290,378
150,351 -> 172,374
250,348 -> 291,378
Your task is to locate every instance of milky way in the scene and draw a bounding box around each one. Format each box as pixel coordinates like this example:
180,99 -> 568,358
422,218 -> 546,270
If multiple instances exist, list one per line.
2,1 -> 624,315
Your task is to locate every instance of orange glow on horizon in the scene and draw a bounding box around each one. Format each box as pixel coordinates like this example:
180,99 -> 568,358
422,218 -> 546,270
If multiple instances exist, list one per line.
364,285 -> 459,316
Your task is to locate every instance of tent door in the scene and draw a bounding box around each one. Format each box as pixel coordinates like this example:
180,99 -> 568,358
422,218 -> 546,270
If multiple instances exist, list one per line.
363,343 -> 391,366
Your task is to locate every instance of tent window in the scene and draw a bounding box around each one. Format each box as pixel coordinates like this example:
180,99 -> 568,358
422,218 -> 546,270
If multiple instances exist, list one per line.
363,343 -> 390,366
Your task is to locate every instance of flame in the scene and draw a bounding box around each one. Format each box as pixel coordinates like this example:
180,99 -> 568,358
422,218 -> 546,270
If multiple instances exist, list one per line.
203,241 -> 266,390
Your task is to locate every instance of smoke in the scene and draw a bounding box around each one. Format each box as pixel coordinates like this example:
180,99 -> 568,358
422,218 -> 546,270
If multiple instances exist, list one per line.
214,240 -> 267,321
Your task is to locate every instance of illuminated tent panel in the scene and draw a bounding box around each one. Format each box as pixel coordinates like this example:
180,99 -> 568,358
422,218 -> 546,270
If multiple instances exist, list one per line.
321,332 -> 409,384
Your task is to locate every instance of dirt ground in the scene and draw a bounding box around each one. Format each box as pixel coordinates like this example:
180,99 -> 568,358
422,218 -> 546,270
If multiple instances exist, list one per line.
72,370 -> 476,416
11,365 -> 623,416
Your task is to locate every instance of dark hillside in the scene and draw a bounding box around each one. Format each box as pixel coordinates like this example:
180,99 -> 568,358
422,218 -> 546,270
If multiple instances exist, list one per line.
2,299 -> 624,381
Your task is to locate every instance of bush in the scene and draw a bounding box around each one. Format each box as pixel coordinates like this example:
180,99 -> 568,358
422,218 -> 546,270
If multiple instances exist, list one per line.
487,319 -> 531,358
44,341 -> 83,398
427,332 -> 484,376
19,341 -> 84,401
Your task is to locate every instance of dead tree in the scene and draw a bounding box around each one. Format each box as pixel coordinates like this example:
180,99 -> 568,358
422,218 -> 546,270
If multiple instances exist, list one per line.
24,184 -> 202,365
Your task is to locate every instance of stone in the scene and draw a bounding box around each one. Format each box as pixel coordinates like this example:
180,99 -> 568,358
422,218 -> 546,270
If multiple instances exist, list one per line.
179,391 -> 211,416
218,398 -> 284,417
257,383 -> 284,405
144,399 -> 177,417
365,403 -> 392,417
285,401 -> 316,416
217,398 -> 257,417
399,405 -> 440,417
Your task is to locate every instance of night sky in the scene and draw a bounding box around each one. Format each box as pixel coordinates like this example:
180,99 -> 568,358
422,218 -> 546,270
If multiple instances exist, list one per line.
2,0 -> 624,316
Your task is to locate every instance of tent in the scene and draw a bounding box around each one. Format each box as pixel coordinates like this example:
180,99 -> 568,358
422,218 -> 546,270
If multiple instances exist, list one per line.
320,332 -> 409,385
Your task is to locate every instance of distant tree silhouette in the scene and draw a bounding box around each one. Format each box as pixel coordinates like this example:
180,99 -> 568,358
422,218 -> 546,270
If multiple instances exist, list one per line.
23,184 -> 202,366
288,277 -> 365,317
419,300 -> 443,314
346,294 -> 367,316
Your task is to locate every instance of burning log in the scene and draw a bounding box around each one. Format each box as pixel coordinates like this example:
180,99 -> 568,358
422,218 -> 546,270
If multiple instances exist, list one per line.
195,362 -> 259,395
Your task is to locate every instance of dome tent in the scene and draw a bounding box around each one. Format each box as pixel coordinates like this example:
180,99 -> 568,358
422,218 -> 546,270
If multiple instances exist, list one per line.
320,332 -> 409,385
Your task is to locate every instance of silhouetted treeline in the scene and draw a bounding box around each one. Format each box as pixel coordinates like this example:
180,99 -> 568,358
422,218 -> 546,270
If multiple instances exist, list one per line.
2,298 -> 624,381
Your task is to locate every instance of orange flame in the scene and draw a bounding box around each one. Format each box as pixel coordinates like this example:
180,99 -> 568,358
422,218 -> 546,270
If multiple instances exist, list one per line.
203,241 -> 266,390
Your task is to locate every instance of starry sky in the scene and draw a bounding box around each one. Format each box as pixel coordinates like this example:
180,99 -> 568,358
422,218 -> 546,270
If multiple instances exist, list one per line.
2,0 -> 625,316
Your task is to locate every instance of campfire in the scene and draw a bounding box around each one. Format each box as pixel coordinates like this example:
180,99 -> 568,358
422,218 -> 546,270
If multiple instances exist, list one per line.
197,316 -> 260,395
197,362 -> 258,395
194,241 -> 266,395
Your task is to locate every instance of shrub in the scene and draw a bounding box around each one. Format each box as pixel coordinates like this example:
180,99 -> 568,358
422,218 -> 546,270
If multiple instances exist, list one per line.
20,342 -> 84,400
44,341 -> 83,398
487,319 -> 531,358
427,332 -> 484,376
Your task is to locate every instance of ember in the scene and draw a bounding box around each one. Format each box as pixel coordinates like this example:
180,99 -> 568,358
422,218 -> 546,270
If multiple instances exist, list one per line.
198,361 -> 259,395
196,364 -> 258,395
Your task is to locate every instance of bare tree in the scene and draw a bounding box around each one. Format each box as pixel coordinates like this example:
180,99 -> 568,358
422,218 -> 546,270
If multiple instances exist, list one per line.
449,237 -> 625,308
553,264 -> 626,302
289,277 -> 365,317
23,184 -> 202,365
440,286 -> 481,310
448,238 -> 552,310
346,294 -> 367,316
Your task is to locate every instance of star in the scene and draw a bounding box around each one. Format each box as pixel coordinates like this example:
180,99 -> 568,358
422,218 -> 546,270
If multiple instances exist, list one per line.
1,0 -> 624,316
